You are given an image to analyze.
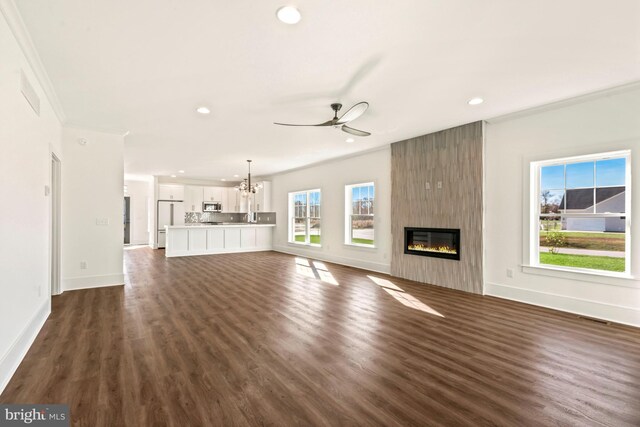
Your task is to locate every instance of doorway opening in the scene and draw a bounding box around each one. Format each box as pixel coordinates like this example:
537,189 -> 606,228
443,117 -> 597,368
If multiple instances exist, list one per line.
124,196 -> 131,245
51,154 -> 61,295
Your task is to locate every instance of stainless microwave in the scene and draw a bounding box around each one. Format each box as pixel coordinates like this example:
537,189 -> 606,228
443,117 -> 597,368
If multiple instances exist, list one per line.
203,201 -> 222,212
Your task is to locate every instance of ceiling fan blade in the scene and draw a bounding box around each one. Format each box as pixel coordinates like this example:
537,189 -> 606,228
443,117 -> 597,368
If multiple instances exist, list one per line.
336,102 -> 369,124
341,125 -> 371,137
274,120 -> 334,127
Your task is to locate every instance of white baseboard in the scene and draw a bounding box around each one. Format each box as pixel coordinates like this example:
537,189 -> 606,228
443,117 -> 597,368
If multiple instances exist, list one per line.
485,282 -> 640,328
0,299 -> 50,395
62,273 -> 125,291
128,239 -> 149,246
273,245 -> 391,274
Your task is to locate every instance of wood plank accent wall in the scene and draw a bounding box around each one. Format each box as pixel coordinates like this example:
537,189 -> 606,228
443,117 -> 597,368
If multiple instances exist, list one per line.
391,121 -> 484,294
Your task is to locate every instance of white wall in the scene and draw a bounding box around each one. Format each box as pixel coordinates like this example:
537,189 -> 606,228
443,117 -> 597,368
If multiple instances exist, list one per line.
485,84 -> 640,327
125,179 -> 151,245
61,127 -> 125,290
271,148 -> 391,273
0,9 -> 61,392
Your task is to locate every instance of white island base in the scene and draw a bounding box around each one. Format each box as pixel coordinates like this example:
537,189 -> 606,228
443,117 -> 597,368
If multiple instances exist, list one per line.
164,224 -> 275,257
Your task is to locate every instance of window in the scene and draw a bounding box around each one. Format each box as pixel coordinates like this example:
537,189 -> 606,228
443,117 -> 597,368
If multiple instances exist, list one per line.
532,151 -> 630,275
288,189 -> 321,245
345,182 -> 375,247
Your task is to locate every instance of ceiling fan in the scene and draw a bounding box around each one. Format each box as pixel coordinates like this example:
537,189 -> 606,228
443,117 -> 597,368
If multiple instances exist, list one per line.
274,102 -> 371,137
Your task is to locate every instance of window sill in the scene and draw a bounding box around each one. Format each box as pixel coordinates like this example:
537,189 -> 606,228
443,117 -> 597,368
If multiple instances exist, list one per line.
288,242 -> 321,248
521,264 -> 638,288
343,243 -> 377,250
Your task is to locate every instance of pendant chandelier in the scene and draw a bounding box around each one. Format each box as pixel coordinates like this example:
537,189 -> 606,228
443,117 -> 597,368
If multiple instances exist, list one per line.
235,160 -> 263,198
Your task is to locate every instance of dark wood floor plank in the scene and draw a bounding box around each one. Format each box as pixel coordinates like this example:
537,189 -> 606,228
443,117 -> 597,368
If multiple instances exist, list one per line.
2,249 -> 640,426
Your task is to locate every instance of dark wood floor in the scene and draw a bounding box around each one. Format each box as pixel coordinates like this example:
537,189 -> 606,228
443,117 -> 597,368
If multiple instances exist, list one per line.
2,249 -> 640,426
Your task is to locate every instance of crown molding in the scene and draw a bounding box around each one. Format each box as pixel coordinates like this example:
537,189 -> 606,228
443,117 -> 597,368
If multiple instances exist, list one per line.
486,80 -> 640,124
0,0 -> 66,123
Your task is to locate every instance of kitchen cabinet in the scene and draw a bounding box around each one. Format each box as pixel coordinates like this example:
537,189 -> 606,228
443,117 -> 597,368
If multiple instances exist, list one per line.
158,184 -> 184,201
226,188 -> 240,212
164,224 -> 274,257
251,181 -> 271,212
203,187 -> 224,202
184,186 -> 204,212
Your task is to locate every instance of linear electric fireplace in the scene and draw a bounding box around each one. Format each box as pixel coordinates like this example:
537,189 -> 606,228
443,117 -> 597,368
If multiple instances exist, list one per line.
404,227 -> 460,260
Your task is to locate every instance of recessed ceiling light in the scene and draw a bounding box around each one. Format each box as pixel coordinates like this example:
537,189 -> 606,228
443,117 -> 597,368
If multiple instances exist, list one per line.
233,174 -> 239,178
171,174 -> 177,178
346,138 -> 355,143
221,178 -> 226,181
276,6 -> 301,24
468,97 -> 484,106
178,170 -> 185,174
196,106 -> 210,114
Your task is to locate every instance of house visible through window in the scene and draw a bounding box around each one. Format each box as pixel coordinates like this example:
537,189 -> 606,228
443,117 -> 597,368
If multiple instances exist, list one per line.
534,151 -> 630,274
288,189 -> 321,245
345,182 -> 375,247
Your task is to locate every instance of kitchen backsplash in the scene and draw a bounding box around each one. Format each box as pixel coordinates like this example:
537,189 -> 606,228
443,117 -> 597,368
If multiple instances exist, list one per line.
185,212 -> 276,224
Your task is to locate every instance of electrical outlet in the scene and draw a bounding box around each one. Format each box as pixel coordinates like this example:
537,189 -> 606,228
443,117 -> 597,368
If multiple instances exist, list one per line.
437,181 -> 442,189
80,261 -> 87,270
506,268 -> 513,278
425,182 -> 431,190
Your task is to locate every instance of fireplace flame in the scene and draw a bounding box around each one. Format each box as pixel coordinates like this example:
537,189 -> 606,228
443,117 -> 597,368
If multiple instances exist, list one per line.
408,244 -> 457,254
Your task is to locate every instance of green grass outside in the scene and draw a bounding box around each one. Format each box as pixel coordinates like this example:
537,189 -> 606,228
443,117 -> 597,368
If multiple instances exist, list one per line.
539,231 -> 625,251
295,235 -> 321,244
351,238 -> 374,246
294,235 -> 374,246
539,252 -> 625,272
539,231 -> 624,239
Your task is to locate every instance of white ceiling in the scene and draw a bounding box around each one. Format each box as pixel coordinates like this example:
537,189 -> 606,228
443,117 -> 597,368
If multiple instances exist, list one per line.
15,0 -> 640,179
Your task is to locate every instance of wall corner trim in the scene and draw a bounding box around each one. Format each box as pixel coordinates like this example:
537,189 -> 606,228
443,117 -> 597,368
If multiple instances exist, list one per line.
0,298 -> 50,395
0,0 -> 66,123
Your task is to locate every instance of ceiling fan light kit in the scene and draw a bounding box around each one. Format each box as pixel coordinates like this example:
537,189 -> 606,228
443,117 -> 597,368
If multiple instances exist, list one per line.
274,101 -> 372,137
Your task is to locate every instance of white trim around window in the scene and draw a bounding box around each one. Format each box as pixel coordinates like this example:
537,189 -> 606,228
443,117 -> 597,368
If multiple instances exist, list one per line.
528,150 -> 632,278
344,182 -> 375,248
288,188 -> 321,247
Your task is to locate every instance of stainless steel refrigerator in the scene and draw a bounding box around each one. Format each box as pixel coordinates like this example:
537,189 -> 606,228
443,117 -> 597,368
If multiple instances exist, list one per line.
157,200 -> 185,248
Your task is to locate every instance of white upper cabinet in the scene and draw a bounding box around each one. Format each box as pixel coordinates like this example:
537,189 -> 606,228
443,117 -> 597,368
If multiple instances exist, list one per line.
253,181 -> 271,212
158,184 -> 184,201
203,187 -> 224,202
184,186 -> 204,212
226,188 -> 239,212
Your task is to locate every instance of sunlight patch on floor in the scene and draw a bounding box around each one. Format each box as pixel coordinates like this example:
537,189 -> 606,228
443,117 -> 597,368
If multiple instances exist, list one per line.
367,275 -> 444,317
367,275 -> 404,291
294,258 -> 339,286
296,264 -> 317,279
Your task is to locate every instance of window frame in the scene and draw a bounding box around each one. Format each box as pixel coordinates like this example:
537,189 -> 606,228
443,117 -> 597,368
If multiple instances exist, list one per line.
530,150 -> 631,277
288,188 -> 321,247
344,182 -> 376,248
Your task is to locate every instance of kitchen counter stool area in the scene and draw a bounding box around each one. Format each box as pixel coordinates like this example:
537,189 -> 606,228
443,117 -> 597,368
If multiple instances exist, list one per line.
164,224 -> 275,257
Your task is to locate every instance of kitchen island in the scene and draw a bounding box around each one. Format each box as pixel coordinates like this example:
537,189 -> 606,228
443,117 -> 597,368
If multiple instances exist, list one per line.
164,223 -> 275,257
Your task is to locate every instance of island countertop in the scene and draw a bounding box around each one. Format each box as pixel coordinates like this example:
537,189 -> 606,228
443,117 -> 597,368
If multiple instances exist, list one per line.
164,223 -> 274,257
165,223 -> 275,229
